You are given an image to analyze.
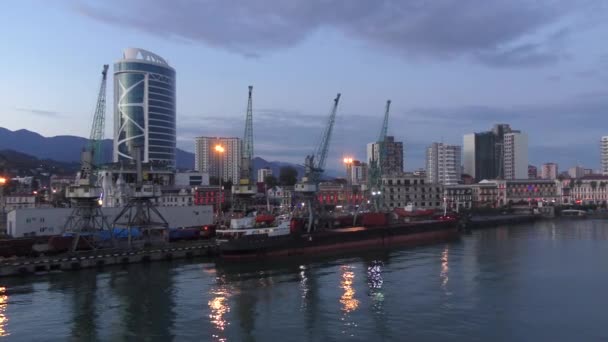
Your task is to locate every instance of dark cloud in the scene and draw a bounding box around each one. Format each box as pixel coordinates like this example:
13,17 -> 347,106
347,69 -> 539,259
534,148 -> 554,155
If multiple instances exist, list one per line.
14,107 -> 62,117
73,0 -> 596,67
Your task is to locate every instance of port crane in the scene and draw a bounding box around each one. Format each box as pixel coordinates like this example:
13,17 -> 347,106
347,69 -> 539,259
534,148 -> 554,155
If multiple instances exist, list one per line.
88,64 -> 109,168
295,93 -> 341,231
367,100 -> 391,210
232,86 -> 257,210
63,65 -> 112,252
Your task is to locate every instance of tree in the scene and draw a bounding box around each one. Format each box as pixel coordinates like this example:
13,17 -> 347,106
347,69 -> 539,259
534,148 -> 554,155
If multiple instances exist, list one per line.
279,166 -> 298,186
576,179 -> 583,188
590,181 -> 598,190
600,181 -> 607,189
264,175 -> 278,188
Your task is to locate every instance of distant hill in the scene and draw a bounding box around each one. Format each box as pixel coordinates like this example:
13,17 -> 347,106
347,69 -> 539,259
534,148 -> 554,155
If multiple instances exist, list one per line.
0,128 -> 342,179
0,128 -> 195,169
0,149 -> 80,176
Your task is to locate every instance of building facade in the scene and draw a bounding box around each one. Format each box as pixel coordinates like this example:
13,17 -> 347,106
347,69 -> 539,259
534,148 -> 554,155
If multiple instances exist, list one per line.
568,176 -> 608,205
367,136 -> 404,175
444,185 -> 473,211
602,136 -> 608,175
175,172 -> 209,187
381,174 -> 443,210
541,163 -> 558,180
426,143 -> 462,185
257,168 -> 273,183
528,165 -> 538,179
503,132 -> 528,180
194,137 -> 241,183
463,124 -> 523,181
113,48 -> 176,168
568,166 -> 585,179
347,160 -> 368,186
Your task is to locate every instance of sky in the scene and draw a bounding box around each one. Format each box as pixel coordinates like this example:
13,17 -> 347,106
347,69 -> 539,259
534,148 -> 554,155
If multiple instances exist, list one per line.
1,0 -> 607,172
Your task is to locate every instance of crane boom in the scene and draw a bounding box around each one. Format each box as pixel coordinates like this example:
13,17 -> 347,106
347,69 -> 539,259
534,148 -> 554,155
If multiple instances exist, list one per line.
368,99 -> 391,194
296,93 -> 342,193
241,85 -> 254,183
88,64 -> 109,167
314,93 -> 341,175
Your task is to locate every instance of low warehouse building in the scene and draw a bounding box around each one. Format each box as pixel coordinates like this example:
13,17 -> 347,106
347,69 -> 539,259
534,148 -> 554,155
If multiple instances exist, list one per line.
6,205 -> 213,238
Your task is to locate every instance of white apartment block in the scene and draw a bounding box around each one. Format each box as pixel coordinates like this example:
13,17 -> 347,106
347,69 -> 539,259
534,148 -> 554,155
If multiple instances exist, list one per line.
602,136 -> 608,176
194,137 -> 241,183
503,132 -> 528,180
381,174 -> 444,210
426,143 -> 461,185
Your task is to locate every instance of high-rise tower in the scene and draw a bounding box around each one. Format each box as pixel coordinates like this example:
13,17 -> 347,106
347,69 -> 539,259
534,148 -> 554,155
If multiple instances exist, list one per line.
113,48 -> 176,168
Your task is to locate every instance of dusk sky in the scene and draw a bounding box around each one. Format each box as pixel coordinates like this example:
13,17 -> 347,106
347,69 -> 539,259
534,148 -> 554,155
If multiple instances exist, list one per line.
1,0 -> 608,171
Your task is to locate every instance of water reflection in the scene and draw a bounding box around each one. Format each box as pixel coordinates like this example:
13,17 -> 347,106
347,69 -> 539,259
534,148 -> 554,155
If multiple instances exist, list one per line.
340,266 -> 359,313
0,287 -> 8,337
441,245 -> 450,291
366,261 -> 385,310
208,275 -> 231,342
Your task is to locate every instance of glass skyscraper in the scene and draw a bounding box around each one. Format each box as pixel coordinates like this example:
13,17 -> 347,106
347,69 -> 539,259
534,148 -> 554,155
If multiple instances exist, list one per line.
113,48 -> 176,168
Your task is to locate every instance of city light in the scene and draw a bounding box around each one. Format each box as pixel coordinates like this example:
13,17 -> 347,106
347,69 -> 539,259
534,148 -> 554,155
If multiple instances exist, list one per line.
0,177 -> 6,185
343,157 -> 353,164
214,145 -> 225,153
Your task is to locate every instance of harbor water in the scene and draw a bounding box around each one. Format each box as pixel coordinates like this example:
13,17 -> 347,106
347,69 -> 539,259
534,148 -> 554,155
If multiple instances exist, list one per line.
1,219 -> 607,341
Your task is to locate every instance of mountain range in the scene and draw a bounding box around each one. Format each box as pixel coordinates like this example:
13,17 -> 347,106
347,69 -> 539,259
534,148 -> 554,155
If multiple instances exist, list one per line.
0,128 -> 321,178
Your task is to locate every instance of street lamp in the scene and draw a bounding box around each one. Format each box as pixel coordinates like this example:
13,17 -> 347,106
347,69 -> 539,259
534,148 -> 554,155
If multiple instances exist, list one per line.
215,145 -> 225,218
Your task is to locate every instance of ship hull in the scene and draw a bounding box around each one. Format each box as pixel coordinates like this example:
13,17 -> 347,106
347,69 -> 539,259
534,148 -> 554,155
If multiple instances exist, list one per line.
219,220 -> 460,259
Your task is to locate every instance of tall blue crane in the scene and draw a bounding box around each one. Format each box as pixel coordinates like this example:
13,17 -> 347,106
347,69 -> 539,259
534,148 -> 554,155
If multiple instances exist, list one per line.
241,85 -> 254,183
87,64 -> 109,167
297,93 -> 341,191
368,100 -> 391,192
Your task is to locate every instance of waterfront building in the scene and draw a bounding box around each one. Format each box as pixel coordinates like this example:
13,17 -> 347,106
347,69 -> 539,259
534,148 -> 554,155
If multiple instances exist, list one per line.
257,168 -> 273,183
541,163 -> 558,180
568,175 -> 608,205
194,137 -> 241,183
317,182 -> 364,206
528,165 -> 538,179
503,132 -> 529,180
426,142 -> 462,185
443,185 -> 473,211
113,48 -> 176,168
367,136 -> 404,175
498,179 -> 559,205
380,174 -> 443,210
266,186 -> 294,209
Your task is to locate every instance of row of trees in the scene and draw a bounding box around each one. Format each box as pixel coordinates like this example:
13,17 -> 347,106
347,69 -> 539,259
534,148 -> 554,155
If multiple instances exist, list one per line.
568,179 -> 608,189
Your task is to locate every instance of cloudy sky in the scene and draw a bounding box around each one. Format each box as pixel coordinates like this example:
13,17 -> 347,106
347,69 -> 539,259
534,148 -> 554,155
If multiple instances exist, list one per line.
1,0 -> 607,171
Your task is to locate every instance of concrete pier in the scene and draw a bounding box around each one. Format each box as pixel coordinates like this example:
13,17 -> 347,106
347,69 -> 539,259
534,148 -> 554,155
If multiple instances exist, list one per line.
0,242 -> 219,277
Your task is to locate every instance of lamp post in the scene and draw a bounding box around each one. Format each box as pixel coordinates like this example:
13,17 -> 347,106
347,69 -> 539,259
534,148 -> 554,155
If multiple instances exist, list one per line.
215,145 -> 225,218
343,157 -> 353,208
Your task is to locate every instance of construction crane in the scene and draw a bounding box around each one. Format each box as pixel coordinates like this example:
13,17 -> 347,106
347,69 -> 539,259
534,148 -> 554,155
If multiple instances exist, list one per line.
232,86 -> 257,206
87,64 -> 109,167
367,100 -> 391,209
295,93 -> 341,232
296,93 -> 341,193
63,64 -> 111,251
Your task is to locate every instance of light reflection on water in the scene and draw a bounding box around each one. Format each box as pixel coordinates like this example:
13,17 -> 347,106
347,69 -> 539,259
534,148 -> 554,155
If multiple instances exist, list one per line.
2,220 -> 608,341
208,277 -> 231,342
0,287 -> 8,337
441,245 -> 449,291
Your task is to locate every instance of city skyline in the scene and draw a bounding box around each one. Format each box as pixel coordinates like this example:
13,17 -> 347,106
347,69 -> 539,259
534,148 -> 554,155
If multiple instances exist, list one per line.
1,1 -> 608,170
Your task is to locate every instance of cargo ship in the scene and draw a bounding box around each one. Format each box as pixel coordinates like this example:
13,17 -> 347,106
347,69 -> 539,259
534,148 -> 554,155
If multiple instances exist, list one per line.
216,210 -> 462,259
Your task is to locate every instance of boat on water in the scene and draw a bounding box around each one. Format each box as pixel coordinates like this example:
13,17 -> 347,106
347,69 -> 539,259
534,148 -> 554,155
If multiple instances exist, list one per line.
216,210 -> 462,259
